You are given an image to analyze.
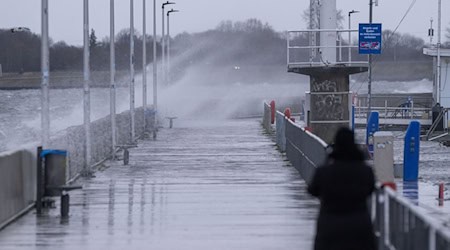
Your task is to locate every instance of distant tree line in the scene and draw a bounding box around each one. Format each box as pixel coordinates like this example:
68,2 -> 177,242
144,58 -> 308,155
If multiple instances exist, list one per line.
0,28 -> 160,73
1,19 -> 449,74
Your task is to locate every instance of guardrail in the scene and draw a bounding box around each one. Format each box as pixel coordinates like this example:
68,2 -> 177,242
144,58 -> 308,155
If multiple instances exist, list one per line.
287,29 -> 368,68
373,187 -> 450,249
268,109 -> 450,248
355,104 -> 432,120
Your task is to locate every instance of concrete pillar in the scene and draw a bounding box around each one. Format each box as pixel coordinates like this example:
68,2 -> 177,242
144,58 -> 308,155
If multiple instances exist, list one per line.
292,66 -> 367,144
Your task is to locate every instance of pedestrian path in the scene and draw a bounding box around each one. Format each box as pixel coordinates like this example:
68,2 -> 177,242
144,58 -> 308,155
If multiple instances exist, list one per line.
0,119 -> 318,250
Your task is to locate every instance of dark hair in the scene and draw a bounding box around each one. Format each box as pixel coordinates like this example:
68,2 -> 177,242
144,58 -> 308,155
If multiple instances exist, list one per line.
328,127 -> 365,161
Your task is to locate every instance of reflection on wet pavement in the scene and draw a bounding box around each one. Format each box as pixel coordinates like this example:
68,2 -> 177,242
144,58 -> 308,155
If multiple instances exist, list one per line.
0,119 -> 318,250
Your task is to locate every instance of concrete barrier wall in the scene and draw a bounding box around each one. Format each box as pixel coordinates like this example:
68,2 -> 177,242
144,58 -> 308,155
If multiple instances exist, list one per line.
285,119 -> 327,185
49,107 -> 154,178
0,107 -> 155,229
0,149 -> 36,229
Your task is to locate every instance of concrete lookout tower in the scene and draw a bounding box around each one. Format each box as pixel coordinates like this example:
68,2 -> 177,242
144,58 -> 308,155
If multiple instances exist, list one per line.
288,0 -> 368,143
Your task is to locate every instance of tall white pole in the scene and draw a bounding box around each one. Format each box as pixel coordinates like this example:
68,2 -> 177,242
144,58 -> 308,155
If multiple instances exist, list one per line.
83,0 -> 92,175
348,13 -> 352,63
130,0 -> 136,142
142,0 -> 147,131
110,0 -> 117,156
162,5 -> 166,86
152,0 -> 157,139
437,0 -> 442,104
167,13 -> 170,85
368,0 -> 373,120
41,0 -> 50,147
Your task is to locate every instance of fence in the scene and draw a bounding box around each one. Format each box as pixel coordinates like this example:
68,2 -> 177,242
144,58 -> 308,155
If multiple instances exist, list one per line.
269,109 -> 450,248
287,29 -> 368,68
373,187 -> 450,250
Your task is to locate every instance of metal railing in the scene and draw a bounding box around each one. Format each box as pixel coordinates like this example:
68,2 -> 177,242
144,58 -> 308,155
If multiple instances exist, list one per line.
355,105 -> 431,120
373,187 -> 450,250
266,108 -> 450,248
287,29 -> 368,68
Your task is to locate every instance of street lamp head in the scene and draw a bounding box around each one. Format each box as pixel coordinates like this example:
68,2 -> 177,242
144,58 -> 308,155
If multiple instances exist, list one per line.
349,10 -> 360,15
10,27 -> 31,33
167,9 -> 179,16
162,1 -> 175,8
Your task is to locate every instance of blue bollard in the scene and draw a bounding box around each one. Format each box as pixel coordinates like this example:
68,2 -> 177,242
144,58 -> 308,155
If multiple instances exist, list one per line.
366,112 -> 379,155
404,121 -> 421,181
403,181 -> 419,205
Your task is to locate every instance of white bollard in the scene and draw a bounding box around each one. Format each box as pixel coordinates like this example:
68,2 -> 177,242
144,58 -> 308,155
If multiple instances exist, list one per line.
373,131 -> 395,183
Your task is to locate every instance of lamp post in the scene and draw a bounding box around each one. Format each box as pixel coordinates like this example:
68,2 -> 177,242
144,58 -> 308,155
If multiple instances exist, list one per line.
110,0 -> 117,157
142,0 -> 147,132
130,0 -> 136,142
166,9 -> 179,85
348,10 -> 359,63
162,1 -> 175,86
437,0 -> 442,104
152,0 -> 157,139
83,0 -> 92,176
367,0 -> 375,120
41,0 -> 50,147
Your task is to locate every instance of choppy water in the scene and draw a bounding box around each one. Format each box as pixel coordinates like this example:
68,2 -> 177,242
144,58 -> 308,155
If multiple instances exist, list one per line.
0,78 -> 432,152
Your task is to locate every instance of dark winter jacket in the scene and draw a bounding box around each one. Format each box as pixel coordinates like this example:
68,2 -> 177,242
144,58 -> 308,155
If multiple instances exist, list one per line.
308,127 -> 376,250
308,157 -> 376,250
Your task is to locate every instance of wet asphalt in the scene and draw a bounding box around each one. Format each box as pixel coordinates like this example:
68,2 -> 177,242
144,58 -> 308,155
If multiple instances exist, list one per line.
0,119 -> 318,250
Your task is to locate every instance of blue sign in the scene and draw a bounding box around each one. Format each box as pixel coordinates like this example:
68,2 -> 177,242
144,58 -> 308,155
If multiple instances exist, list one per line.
359,23 -> 382,54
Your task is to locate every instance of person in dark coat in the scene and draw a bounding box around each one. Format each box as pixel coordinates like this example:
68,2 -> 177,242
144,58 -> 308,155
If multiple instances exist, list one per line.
308,127 -> 376,250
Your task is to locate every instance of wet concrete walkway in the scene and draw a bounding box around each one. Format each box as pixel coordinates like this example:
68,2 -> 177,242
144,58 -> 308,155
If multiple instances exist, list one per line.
0,119 -> 318,250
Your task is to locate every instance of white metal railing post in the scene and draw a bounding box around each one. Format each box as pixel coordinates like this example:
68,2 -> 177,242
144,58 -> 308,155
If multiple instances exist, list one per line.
385,100 -> 388,122
411,100 -> 414,119
110,0 -> 117,157
286,31 -> 290,66
130,0 -> 136,142
41,0 -> 50,148
358,99 -> 362,118
83,0 -> 92,175
384,190 -> 391,248
338,31 -> 342,62
429,228 -> 436,250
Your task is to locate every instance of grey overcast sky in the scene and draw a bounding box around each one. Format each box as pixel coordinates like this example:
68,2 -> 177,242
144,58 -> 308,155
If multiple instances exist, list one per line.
0,0 -> 448,45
